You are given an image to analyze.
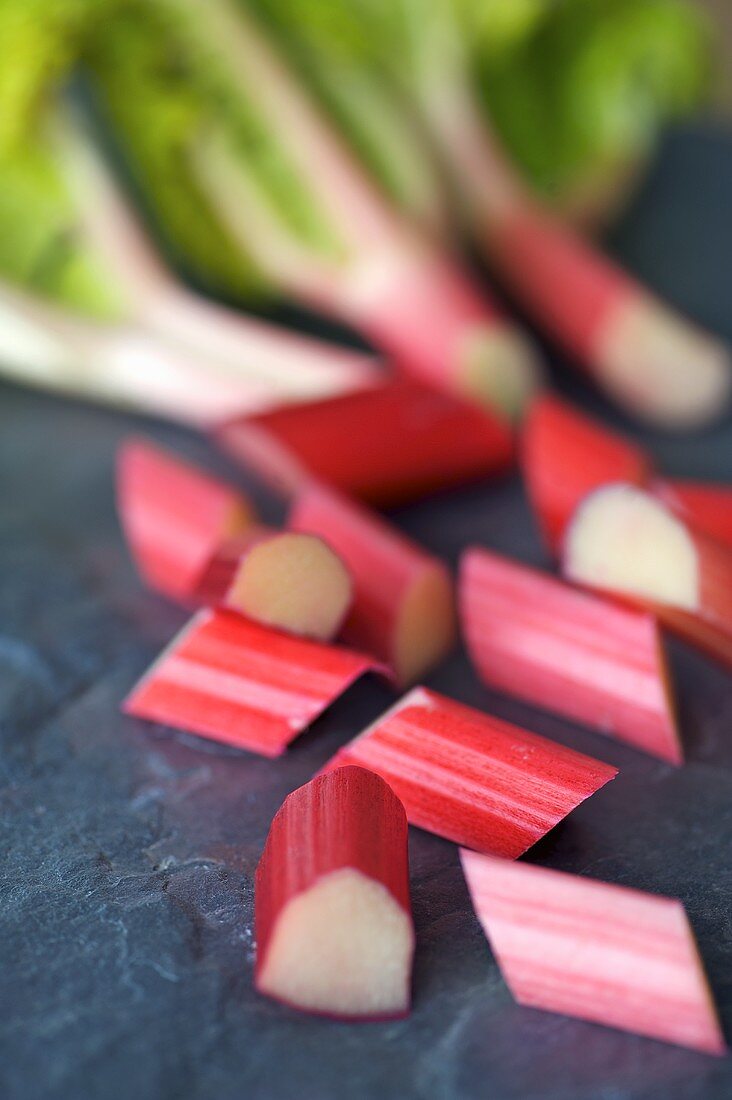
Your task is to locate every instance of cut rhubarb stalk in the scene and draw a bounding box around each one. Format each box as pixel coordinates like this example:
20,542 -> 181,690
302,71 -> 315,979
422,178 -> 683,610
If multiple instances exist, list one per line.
123,609 -> 381,757
217,378 -> 514,507
460,852 -> 726,1055
321,688 -> 616,857
653,479 -> 732,552
193,529 -> 352,642
117,439 -> 253,600
290,484 -> 455,684
460,548 -> 681,763
522,394 -> 651,552
419,75 -> 731,426
255,766 -> 414,1019
564,483 -> 732,669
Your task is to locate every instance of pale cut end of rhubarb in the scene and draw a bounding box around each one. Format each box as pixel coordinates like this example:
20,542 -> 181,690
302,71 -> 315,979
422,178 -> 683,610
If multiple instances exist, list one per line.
257,867 -> 413,1018
565,484 -> 699,611
460,851 -> 726,1055
460,323 -> 543,422
227,532 -> 352,642
395,564 -> 457,687
596,295 -> 732,428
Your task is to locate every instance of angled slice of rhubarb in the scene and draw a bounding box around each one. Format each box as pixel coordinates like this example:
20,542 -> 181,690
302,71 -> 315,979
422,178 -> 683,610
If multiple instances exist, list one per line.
653,479 -> 732,552
522,395 -> 650,551
321,688 -> 616,857
217,378 -> 514,506
290,484 -> 455,684
564,483 -> 732,669
117,439 -> 253,599
460,548 -> 681,763
460,851 -> 726,1055
193,529 -> 352,641
123,609 -> 381,757
255,766 -> 414,1019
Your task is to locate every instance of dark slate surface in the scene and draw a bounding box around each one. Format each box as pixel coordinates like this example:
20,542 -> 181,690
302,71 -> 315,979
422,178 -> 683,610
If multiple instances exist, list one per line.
2,124 -> 732,1100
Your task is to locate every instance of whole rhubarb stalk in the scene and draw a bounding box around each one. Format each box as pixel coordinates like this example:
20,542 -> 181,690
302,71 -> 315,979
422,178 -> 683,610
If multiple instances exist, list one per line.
321,687 -> 617,857
564,483 -> 732,670
461,851 -> 726,1055
460,547 -> 681,763
412,46 -> 730,427
54,110 -> 381,408
88,0 -> 541,419
0,279 -> 281,426
290,483 -> 455,684
217,378 -> 514,507
255,766 -> 414,1019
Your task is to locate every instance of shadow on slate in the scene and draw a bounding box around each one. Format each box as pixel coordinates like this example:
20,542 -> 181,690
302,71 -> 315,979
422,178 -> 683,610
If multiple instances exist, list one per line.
0,124 -> 731,1100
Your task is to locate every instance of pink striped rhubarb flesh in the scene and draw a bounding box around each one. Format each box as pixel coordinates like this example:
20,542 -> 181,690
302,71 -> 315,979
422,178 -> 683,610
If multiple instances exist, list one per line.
522,394 -> 651,552
460,547 -> 681,764
117,438 -> 253,600
290,484 -> 455,684
193,528 -> 352,641
460,851 -> 726,1055
216,378 -> 514,507
255,766 -> 414,1020
564,483 -> 732,670
123,609 -> 381,757
321,688 -> 617,856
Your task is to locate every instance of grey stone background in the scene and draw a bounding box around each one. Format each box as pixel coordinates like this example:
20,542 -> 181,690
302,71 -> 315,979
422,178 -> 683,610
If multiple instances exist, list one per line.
1,123 -> 732,1099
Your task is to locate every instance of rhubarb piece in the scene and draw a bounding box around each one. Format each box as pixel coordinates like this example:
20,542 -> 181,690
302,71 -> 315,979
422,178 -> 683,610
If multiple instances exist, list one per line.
255,766 -> 414,1019
522,395 -> 651,551
564,483 -> 732,669
117,439 -> 253,600
123,609 -> 380,757
460,852 -> 726,1055
290,484 -> 455,683
194,529 -> 352,641
460,548 -> 681,763
217,378 -> 514,507
322,688 -> 616,857
653,479 -> 732,552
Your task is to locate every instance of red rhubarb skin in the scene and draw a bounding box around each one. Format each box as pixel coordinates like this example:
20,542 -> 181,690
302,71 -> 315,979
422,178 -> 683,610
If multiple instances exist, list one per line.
117,438 -> 250,599
321,688 -> 617,857
522,395 -> 650,551
290,483 -> 454,678
123,609 -> 381,757
460,851 -> 726,1055
216,378 -> 514,507
343,248 -> 505,393
460,548 -> 681,764
255,765 -> 414,1021
490,204 -> 635,364
653,478 -> 732,552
